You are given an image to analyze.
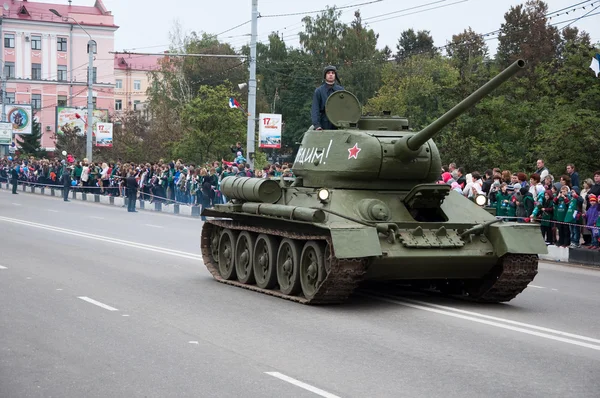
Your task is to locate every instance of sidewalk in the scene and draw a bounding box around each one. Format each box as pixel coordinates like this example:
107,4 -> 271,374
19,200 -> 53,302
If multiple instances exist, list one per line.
0,181 -> 203,218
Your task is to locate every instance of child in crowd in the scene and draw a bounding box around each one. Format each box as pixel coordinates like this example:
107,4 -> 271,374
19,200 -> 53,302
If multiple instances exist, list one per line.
553,185 -> 571,247
585,194 -> 600,249
532,190 -> 554,245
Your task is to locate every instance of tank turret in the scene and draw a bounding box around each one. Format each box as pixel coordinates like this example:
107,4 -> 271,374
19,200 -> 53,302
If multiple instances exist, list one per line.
292,59 -> 525,190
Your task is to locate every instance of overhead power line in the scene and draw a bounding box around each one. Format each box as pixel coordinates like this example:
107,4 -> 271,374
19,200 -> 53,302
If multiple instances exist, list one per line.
259,0 -> 383,18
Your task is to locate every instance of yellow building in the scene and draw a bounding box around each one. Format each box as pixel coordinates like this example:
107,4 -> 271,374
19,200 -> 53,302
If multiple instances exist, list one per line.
113,54 -> 162,116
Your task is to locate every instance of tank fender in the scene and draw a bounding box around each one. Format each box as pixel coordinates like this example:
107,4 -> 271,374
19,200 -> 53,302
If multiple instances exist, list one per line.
329,225 -> 382,259
487,223 -> 548,257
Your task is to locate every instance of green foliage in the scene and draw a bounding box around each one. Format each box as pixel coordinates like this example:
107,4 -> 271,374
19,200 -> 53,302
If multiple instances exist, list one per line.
17,120 -> 45,157
53,125 -> 86,160
253,151 -> 268,171
174,84 -> 246,164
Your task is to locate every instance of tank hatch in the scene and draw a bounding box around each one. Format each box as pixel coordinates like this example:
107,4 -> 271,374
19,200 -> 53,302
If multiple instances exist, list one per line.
358,116 -> 409,132
325,90 -> 362,128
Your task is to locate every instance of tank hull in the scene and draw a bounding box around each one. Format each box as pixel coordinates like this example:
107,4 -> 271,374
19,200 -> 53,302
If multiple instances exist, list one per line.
200,186 -> 545,304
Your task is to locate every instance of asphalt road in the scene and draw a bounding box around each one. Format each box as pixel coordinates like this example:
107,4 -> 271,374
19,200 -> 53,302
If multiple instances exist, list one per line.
1,190 -> 599,398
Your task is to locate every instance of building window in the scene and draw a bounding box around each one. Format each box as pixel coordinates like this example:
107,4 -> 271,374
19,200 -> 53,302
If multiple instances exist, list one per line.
57,95 -> 67,107
32,63 -> 42,80
115,79 -> 122,89
134,80 -> 141,91
115,99 -> 122,110
57,37 -> 67,52
4,33 -> 15,48
32,94 -> 41,109
133,100 -> 141,110
31,35 -> 42,50
5,92 -> 15,104
57,65 -> 67,81
87,67 -> 97,84
3,62 -> 15,78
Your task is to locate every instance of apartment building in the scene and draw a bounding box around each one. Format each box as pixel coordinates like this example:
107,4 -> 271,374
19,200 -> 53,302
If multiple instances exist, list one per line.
114,53 -> 162,117
1,0 -> 117,150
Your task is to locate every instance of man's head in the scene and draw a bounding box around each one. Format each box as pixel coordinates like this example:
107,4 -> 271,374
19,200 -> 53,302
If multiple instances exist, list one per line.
566,164 -> 575,174
536,159 -> 544,169
323,65 -> 339,85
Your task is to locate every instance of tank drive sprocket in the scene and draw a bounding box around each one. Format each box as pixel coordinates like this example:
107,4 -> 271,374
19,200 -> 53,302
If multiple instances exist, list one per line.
464,253 -> 539,302
200,220 -> 370,304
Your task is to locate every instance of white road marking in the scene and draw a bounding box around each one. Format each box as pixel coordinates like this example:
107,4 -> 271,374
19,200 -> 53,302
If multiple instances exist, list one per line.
56,288 -> 63,291
78,296 -> 119,311
528,284 -> 546,289
144,224 -> 163,228
0,265 -> 7,270
189,341 -> 199,345
46,209 -> 59,213
0,216 -> 203,261
26,277 -> 31,279
88,216 -> 104,220
265,372 -> 341,398
12,203 -> 21,206
122,314 -> 130,317
359,292 -> 600,351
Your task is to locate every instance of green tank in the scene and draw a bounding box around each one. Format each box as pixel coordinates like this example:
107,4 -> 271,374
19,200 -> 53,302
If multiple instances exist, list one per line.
200,59 -> 547,304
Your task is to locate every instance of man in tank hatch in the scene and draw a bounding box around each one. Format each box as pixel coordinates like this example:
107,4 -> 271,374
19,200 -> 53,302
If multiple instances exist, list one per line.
311,65 -> 344,131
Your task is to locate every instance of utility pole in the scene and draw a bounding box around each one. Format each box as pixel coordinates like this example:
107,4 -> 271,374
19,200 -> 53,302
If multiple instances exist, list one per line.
86,40 -> 95,162
247,0 -> 258,168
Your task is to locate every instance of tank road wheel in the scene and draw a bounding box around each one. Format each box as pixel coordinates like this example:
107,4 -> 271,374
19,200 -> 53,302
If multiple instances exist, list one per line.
253,234 -> 278,289
276,239 -> 302,295
218,229 -> 238,280
235,232 -> 256,284
209,225 -> 222,265
300,241 -> 326,300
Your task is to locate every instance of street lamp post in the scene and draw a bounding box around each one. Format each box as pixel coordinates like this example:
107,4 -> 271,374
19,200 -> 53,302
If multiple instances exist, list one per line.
50,9 -> 95,162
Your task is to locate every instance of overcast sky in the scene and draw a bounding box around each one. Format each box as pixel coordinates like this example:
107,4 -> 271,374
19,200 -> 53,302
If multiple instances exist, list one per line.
44,0 -> 600,56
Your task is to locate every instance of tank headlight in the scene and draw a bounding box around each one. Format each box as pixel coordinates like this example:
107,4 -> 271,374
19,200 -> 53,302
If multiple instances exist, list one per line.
318,188 -> 330,202
475,194 -> 487,207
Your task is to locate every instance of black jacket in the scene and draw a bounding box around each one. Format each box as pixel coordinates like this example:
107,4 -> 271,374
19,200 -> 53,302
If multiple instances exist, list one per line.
311,82 -> 344,130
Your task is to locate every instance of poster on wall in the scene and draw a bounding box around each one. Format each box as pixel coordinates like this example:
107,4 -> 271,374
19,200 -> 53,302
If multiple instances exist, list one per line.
5,104 -> 32,135
0,122 -> 12,145
95,122 -> 113,147
258,113 -> 282,149
55,107 -> 109,136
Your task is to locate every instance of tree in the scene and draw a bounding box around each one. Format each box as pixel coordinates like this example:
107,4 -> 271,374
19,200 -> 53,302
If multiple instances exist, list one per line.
299,6 -> 346,64
17,120 -> 45,157
496,0 -> 560,69
101,110 -> 150,163
174,84 -> 246,164
395,29 -> 437,62
53,127 -> 86,160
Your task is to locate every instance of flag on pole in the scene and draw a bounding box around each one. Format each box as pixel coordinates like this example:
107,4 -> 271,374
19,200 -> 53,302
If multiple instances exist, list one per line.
590,53 -> 600,77
229,97 -> 242,108
228,97 -> 250,115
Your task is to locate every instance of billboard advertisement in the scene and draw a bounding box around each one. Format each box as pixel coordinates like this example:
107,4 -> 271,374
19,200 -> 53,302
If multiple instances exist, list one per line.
0,122 -> 12,145
55,107 -> 109,136
258,113 -> 282,149
5,104 -> 32,135
95,122 -> 113,147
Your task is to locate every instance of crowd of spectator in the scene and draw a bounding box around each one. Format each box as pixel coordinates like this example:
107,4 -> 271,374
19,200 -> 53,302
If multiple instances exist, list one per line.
0,142 -> 294,220
438,159 -> 600,249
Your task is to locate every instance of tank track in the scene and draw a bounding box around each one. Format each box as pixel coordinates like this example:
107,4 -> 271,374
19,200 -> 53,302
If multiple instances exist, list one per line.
464,253 -> 539,302
200,219 -> 370,304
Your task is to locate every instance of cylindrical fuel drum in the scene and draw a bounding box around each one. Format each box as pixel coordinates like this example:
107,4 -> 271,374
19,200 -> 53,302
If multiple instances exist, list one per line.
220,176 -> 282,204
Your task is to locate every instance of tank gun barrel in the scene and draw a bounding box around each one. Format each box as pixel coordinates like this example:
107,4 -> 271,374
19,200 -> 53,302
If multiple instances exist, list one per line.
396,59 -> 525,161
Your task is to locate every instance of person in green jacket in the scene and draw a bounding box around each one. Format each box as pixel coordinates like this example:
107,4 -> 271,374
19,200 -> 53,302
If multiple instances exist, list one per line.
553,185 -> 570,247
532,190 -> 554,244
496,183 -> 511,219
506,184 -> 517,221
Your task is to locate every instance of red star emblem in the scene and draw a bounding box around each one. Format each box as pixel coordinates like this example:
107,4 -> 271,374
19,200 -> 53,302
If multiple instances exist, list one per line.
348,143 -> 361,159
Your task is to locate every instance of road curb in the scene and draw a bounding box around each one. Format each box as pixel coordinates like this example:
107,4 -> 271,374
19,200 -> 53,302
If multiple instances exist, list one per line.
0,181 -> 201,219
